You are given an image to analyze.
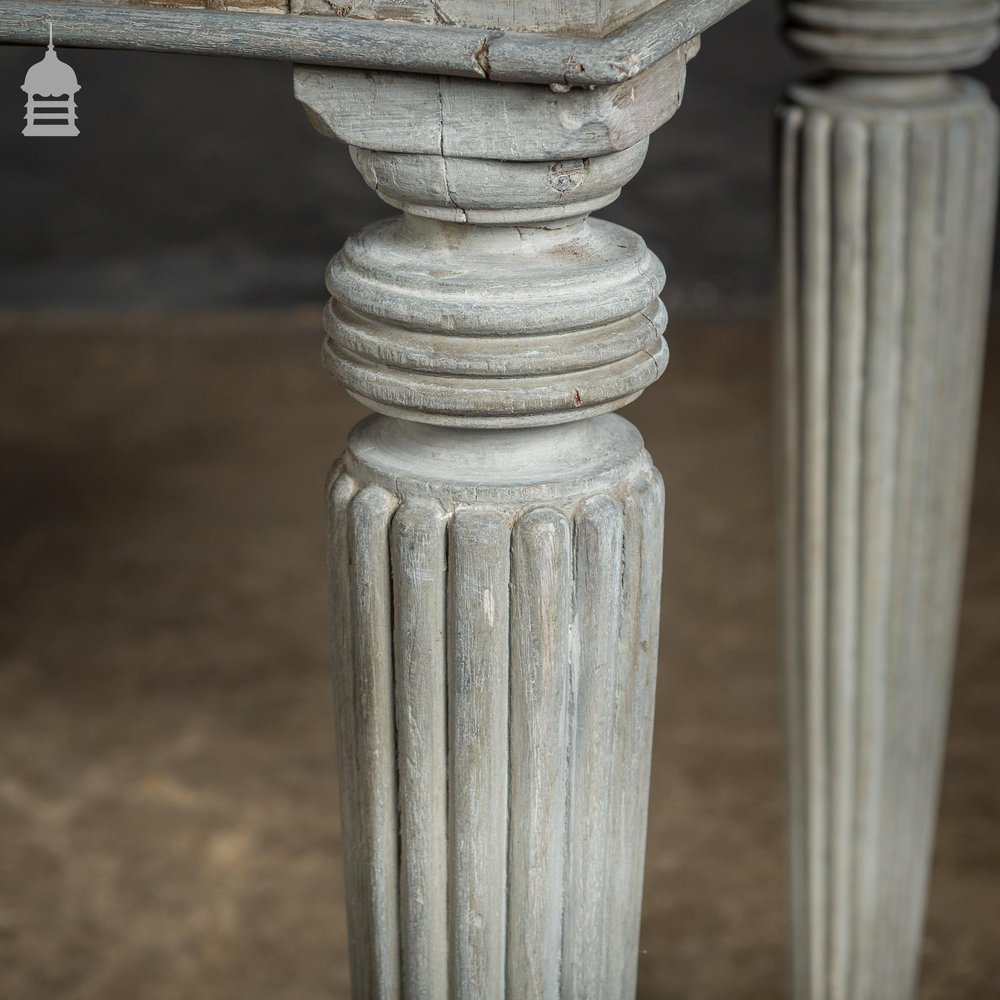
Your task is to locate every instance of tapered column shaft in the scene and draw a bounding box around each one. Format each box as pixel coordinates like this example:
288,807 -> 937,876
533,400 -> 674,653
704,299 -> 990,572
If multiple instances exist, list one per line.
328,421 -> 664,999
298,44 -> 697,998
778,8 -> 999,999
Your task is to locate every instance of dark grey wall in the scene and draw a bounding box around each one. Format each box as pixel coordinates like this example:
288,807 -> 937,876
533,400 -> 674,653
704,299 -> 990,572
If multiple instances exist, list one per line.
1,2 -> 998,315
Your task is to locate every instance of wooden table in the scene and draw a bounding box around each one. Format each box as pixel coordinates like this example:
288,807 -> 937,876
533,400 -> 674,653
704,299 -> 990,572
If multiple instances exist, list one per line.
4,2 -> 996,997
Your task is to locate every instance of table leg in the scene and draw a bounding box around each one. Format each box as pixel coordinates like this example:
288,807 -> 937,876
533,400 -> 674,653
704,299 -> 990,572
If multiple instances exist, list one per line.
778,9 -> 999,997
295,48 -> 698,997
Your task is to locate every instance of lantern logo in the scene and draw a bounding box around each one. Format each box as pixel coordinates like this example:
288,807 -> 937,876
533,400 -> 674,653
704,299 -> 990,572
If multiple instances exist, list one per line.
22,23 -> 80,137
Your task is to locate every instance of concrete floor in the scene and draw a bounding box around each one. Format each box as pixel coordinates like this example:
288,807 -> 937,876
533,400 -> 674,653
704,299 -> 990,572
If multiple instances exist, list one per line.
0,311 -> 997,999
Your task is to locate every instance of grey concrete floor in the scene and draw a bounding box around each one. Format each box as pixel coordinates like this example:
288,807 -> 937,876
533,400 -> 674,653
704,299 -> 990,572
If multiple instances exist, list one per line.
0,311 -> 997,999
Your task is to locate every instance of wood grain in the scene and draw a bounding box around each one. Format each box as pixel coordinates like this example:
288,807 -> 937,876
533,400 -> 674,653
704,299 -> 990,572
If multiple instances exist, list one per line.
346,485 -> 401,1000
563,494 -> 623,998
296,43 -> 696,159
448,508 -> 511,1000
327,435 -> 666,999
310,45 -> 676,999
0,0 -> 737,86
292,0 -> 662,37
390,499 -> 449,999
508,508 -> 572,1000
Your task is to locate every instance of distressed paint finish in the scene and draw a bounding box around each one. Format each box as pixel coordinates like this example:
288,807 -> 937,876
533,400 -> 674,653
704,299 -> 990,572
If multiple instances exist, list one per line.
292,0 -> 664,36
84,0 -> 287,10
303,40 -> 688,996
611,473 -> 665,1000
778,4 -> 1000,998
296,44 -> 697,161
328,424 -> 664,1000
448,507 -> 511,1000
508,508 -> 572,1000
562,495 -> 623,998
390,500 -> 449,999
0,0 -> 737,86
347,484 -> 401,1000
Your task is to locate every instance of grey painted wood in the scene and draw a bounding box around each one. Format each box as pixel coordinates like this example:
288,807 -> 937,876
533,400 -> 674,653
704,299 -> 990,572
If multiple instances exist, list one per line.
448,508 -> 511,1000
349,141 -> 649,223
778,9 -> 999,996
390,500 -> 449,999
293,0 -> 663,36
785,0 -> 999,73
346,485 -> 401,1000
327,426 -> 666,999
610,472 -> 665,1000
303,57 -> 700,433
50,0 -> 288,8
508,508 -> 572,1000
0,0 -> 740,86
307,45 -> 683,994
563,495 -> 623,999
326,467 -> 365,996
321,198 -> 668,426
297,45 -> 696,160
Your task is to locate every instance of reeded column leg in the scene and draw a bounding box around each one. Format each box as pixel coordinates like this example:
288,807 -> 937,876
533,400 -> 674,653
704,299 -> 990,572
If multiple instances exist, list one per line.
778,8 -> 999,999
296,43 -> 697,999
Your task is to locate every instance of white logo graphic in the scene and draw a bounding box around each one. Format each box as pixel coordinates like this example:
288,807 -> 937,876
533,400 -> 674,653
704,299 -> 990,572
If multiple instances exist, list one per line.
22,23 -> 80,137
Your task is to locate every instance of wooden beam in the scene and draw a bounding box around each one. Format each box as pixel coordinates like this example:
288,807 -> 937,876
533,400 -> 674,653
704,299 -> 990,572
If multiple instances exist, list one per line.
0,0 -> 748,86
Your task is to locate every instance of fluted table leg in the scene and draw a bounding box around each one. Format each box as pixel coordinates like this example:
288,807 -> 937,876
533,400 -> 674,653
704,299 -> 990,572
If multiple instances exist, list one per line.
778,8 -> 999,999
296,43 -> 697,999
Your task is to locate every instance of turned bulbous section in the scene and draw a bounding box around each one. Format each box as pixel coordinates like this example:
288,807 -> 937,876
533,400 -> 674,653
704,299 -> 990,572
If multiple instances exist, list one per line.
323,144 -> 668,428
294,55 -> 693,429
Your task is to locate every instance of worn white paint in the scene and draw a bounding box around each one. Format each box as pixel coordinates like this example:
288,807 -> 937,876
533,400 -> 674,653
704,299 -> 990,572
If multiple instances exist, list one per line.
779,9 -> 999,998
563,495 -> 623,998
300,64 -> 692,434
293,0 -> 664,36
448,507 -> 511,1000
327,425 -> 665,1000
295,41 -> 696,161
4,0 -> 995,995
508,508 -> 572,1000
390,499 -> 449,998
0,0 -> 735,86
304,46 -> 678,998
